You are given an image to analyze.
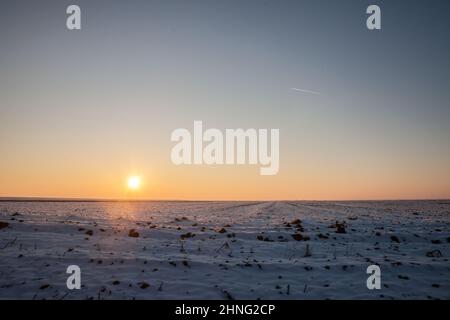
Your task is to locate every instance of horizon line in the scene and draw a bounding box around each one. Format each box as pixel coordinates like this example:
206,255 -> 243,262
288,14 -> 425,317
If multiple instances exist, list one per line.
0,196 -> 449,203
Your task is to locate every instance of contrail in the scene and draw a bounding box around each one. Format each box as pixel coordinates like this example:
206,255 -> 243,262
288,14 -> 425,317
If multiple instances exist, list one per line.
291,87 -> 321,95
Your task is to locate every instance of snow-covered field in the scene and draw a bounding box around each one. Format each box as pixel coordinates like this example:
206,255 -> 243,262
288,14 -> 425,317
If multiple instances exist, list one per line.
0,201 -> 449,300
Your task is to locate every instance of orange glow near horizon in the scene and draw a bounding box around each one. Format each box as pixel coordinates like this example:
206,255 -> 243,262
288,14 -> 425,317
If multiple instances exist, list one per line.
0,162 -> 449,201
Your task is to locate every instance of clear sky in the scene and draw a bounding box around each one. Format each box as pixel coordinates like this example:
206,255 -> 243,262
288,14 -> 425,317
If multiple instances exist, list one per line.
0,0 -> 449,200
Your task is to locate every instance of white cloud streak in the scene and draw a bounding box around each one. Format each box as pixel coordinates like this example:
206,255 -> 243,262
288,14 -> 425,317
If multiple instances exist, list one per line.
291,87 -> 321,95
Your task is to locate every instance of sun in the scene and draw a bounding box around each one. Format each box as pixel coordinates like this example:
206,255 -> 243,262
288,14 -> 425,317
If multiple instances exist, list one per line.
127,176 -> 140,190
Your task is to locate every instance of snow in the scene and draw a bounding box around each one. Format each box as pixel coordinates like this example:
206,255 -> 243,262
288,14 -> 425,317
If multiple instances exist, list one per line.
0,200 -> 449,299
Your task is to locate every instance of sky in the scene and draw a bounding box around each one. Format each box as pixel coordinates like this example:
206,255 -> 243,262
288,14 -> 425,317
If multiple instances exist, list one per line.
0,0 -> 449,200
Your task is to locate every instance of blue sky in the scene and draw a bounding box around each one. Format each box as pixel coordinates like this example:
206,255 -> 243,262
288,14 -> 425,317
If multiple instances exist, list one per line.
0,0 -> 449,199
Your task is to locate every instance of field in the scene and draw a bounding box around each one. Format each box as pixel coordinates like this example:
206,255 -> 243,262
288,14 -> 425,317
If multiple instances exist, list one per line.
0,200 -> 449,299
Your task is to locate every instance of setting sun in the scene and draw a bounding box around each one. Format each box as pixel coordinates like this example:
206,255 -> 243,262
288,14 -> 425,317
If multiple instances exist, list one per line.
127,176 -> 140,190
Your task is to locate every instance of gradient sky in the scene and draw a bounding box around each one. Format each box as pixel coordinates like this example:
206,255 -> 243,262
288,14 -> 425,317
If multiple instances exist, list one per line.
1,0 -> 449,200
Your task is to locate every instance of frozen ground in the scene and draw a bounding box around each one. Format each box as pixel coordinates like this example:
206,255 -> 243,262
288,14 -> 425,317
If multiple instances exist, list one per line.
0,200 -> 449,300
